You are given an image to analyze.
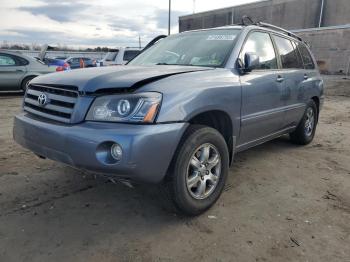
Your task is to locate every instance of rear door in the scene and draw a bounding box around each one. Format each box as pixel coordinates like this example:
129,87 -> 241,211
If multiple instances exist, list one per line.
0,53 -> 26,90
271,35 -> 306,128
238,31 -> 286,147
296,41 -> 321,112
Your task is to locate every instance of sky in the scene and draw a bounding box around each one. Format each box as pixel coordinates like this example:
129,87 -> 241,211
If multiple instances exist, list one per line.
0,0 -> 261,48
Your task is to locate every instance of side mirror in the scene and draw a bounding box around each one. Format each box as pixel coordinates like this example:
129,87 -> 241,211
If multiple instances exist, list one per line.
244,52 -> 259,72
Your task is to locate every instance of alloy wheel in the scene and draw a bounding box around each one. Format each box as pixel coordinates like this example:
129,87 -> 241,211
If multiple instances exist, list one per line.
304,107 -> 315,137
186,143 -> 221,200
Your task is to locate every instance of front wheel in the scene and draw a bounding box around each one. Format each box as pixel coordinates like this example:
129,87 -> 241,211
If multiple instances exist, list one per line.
164,125 -> 229,216
290,100 -> 318,145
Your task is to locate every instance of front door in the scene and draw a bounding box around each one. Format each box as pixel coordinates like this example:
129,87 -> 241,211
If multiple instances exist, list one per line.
237,31 -> 285,148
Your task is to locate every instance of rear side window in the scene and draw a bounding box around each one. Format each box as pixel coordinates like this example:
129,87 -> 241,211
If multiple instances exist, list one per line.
297,43 -> 315,69
273,35 -> 303,69
123,50 -> 140,61
240,31 -> 278,70
14,55 -> 29,66
0,54 -> 16,66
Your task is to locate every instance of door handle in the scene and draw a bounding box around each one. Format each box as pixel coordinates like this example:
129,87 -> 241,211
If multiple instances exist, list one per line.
276,76 -> 284,82
16,69 -> 24,72
304,74 -> 309,80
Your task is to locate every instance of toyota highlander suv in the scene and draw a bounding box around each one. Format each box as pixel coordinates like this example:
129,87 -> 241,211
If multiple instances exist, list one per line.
13,22 -> 324,215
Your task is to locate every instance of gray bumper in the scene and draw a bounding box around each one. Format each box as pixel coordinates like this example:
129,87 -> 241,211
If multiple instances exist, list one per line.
13,113 -> 188,183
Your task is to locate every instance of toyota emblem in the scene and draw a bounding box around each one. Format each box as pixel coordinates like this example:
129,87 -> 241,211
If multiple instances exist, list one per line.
37,93 -> 48,106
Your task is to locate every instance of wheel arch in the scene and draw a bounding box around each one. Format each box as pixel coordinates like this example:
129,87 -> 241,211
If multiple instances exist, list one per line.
21,75 -> 38,90
187,110 -> 235,166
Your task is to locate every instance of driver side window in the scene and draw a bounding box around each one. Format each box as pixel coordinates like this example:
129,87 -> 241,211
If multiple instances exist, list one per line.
240,31 -> 277,70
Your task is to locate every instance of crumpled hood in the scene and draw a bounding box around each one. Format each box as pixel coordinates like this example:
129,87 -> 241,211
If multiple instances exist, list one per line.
31,65 -> 213,93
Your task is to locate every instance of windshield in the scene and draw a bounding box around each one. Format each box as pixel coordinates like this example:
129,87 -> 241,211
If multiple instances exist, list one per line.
129,29 -> 240,67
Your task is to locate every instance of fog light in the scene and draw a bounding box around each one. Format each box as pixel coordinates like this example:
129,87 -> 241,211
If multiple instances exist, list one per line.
111,143 -> 123,161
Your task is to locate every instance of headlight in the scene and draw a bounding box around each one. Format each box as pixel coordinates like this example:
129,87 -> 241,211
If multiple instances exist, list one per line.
86,92 -> 162,123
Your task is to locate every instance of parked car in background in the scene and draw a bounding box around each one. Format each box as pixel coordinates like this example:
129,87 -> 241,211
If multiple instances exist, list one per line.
97,47 -> 141,66
42,58 -> 70,71
13,22 -> 324,215
0,50 -> 56,92
65,57 -> 96,69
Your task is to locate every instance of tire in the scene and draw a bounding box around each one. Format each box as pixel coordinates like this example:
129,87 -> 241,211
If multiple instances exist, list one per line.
21,76 -> 36,92
290,100 -> 318,145
163,125 -> 229,216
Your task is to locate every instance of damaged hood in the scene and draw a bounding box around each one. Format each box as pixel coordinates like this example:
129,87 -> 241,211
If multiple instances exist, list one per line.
31,65 -> 213,93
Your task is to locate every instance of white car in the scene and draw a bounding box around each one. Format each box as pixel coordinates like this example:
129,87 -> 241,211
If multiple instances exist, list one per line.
97,47 -> 141,66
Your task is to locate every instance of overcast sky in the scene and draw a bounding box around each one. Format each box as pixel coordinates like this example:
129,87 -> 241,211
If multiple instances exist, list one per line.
0,0 -> 260,48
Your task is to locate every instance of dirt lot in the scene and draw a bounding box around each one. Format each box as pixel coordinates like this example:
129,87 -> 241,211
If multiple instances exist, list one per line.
0,77 -> 349,262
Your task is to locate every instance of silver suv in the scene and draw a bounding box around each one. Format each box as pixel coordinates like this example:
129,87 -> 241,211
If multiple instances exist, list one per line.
13,22 -> 324,215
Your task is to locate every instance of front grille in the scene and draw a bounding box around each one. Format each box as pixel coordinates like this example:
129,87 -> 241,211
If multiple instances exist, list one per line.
24,84 -> 79,123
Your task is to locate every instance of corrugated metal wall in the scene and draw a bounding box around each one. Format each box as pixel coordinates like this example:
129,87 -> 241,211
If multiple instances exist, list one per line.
179,0 -> 350,31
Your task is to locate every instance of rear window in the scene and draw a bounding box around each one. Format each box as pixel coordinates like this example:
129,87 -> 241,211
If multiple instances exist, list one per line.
104,51 -> 119,61
123,50 -> 140,61
297,43 -> 315,69
273,35 -> 303,69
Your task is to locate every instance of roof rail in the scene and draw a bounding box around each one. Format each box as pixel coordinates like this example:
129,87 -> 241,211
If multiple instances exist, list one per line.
238,16 -> 303,42
256,22 -> 303,42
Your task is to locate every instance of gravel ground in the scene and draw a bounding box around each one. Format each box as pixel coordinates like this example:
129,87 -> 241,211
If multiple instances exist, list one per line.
0,77 -> 349,262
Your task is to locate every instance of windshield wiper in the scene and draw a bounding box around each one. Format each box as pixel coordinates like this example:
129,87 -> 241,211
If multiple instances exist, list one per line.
156,62 -> 178,65
155,62 -> 196,66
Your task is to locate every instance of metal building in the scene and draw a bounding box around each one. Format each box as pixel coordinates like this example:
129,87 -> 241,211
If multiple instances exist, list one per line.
179,0 -> 350,74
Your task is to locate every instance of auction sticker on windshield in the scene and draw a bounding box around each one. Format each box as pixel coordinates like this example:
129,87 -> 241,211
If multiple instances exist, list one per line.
207,35 -> 236,41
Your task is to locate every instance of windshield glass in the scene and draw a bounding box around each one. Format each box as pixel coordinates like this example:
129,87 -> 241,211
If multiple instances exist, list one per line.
129,29 -> 240,67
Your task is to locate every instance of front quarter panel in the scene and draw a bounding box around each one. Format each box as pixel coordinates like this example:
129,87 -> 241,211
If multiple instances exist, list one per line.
139,69 -> 242,137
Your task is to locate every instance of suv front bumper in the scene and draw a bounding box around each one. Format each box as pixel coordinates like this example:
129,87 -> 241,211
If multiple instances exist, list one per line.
13,113 -> 188,183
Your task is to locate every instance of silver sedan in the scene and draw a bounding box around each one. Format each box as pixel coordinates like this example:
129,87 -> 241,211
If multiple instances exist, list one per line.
0,50 -> 56,92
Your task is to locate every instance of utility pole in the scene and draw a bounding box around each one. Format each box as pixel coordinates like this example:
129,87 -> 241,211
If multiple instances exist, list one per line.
318,0 -> 325,27
138,35 -> 141,49
168,0 -> 171,35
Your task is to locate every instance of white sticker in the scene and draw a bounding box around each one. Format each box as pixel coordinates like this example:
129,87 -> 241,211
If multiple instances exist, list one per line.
207,35 -> 236,41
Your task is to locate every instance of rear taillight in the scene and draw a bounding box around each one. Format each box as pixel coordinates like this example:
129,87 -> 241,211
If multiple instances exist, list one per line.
56,63 -> 70,71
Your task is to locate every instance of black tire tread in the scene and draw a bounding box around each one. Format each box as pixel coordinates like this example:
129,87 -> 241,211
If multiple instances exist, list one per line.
161,125 -> 229,216
290,100 -> 318,145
